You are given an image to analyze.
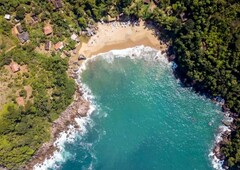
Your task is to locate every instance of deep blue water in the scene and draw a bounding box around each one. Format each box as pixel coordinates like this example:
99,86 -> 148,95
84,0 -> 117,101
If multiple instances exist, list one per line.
49,48 -> 222,170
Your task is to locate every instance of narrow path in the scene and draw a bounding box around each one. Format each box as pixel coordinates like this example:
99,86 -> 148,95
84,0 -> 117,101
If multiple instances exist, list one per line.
5,45 -> 16,53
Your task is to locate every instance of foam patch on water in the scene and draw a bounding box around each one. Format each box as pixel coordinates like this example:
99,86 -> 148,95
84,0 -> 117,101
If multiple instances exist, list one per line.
209,121 -> 232,170
33,45 -> 229,170
77,45 -> 169,73
34,125 -> 78,170
33,46 -> 165,170
34,82 -> 97,170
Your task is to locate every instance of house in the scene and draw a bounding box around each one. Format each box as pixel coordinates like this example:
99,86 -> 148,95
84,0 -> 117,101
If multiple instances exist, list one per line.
54,42 -> 64,50
16,24 -> 23,34
31,13 -> 39,22
43,25 -> 53,35
10,62 -> 20,73
45,40 -> 51,51
18,32 -> 29,43
54,0 -> 63,9
143,0 -> 151,4
4,14 -> 11,20
70,33 -> 80,42
71,33 -> 78,41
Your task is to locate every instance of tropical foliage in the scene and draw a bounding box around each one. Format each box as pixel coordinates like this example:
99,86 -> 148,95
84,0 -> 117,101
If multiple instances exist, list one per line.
0,0 -> 239,169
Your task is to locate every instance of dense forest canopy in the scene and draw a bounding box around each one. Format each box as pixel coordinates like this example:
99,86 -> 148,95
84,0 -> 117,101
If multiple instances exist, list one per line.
0,0 -> 239,169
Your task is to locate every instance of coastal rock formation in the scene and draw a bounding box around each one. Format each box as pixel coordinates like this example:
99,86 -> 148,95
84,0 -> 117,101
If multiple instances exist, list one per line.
24,88 -> 90,169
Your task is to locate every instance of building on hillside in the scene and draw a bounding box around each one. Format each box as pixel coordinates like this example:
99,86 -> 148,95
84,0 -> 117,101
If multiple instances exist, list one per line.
16,24 -> 23,34
31,13 -> 39,22
45,40 -> 51,51
54,41 -> 64,50
18,32 -> 29,43
43,25 -> 53,35
70,33 -> 80,42
10,62 -> 20,73
4,14 -> 11,20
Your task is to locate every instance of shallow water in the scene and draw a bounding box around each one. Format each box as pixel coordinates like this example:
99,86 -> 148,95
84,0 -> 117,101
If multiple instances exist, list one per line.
43,47 -> 223,170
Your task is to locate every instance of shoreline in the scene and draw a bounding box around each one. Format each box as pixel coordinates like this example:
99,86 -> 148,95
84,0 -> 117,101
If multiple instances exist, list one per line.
24,88 -> 90,169
25,20 -> 167,169
25,20 -> 233,170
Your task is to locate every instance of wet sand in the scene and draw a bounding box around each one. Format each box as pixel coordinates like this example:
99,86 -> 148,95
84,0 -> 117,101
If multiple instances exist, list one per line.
25,20 -> 168,170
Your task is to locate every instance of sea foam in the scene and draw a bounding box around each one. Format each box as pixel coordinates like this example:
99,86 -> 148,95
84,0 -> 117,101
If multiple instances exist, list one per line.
33,46 -> 166,170
33,45 -> 227,170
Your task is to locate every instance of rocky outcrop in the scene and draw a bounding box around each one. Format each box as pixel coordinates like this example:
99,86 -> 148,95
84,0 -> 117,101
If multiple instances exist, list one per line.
24,88 -> 90,170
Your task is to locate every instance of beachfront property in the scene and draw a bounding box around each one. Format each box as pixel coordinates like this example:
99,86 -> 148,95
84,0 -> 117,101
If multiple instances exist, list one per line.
71,33 -> 80,42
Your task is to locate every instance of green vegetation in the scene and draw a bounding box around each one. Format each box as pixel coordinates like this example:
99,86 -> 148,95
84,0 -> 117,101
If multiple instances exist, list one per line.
0,0 -> 239,169
0,47 -> 75,169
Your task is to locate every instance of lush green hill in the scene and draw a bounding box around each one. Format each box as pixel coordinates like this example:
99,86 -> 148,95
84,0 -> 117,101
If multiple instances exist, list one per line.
0,47 -> 75,169
0,0 -> 239,169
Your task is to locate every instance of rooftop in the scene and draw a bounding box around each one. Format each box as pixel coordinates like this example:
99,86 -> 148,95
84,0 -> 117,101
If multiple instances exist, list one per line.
43,25 -> 53,35
45,40 -> 51,51
4,14 -> 11,20
18,32 -> 29,43
54,41 -> 64,50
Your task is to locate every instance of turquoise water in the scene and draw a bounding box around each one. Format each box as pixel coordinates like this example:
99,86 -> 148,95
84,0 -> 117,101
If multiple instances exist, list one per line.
54,48 -> 222,170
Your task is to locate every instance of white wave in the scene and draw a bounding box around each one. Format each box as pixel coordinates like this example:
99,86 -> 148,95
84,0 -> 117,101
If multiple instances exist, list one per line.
33,46 -> 168,170
34,84 -> 97,170
34,125 -> 78,170
209,123 -> 231,170
77,45 -> 169,74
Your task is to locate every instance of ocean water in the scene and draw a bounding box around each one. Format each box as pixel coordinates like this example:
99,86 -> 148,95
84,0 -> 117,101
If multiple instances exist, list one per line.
35,47 -> 223,170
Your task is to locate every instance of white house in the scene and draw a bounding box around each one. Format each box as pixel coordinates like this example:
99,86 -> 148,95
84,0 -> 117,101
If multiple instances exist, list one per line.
4,14 -> 11,20
71,33 -> 78,41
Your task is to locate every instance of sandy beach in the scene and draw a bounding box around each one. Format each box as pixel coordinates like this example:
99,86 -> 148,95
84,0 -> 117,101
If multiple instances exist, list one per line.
25,20 -> 168,169
69,20 -> 167,65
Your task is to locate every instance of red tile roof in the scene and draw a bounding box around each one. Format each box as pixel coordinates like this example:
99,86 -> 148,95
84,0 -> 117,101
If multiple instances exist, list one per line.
54,42 -> 64,50
43,25 -> 53,35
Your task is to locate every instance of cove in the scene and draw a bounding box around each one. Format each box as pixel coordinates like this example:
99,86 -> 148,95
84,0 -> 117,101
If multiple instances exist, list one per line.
53,47 -> 222,170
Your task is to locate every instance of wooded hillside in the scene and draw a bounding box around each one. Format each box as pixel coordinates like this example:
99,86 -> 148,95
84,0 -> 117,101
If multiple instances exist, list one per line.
0,0 -> 239,169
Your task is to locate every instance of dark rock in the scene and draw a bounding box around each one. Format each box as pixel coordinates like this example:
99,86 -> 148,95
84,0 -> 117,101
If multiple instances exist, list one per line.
168,54 -> 176,61
78,54 -> 86,60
